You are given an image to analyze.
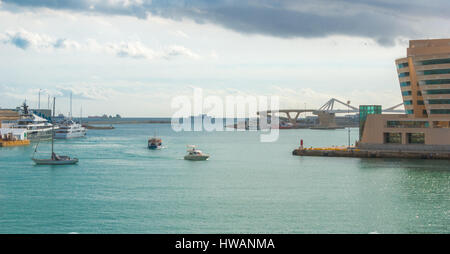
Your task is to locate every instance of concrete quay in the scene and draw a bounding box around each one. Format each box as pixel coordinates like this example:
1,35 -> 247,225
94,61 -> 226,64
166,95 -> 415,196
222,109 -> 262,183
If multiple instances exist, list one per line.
292,147 -> 450,160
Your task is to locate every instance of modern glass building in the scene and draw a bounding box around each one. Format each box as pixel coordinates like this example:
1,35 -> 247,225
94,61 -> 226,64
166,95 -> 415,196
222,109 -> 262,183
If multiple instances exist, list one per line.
359,39 -> 450,151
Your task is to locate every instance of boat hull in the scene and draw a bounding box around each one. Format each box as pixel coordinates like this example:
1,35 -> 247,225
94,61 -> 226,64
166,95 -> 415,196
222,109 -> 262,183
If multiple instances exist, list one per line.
184,155 -> 210,161
54,131 -> 86,139
32,158 -> 79,165
26,130 -> 53,141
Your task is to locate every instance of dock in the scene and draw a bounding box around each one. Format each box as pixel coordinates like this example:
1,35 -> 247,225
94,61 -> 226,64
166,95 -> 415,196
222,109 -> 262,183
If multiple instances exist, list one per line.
293,147 -> 450,160
0,140 -> 30,147
82,124 -> 115,130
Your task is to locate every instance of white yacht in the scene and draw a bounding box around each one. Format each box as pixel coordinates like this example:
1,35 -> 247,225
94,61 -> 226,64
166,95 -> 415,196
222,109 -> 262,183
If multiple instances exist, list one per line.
2,102 -> 55,141
55,119 -> 86,139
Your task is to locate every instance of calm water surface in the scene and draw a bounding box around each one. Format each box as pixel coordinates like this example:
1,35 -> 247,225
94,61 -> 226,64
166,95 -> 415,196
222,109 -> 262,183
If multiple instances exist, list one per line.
0,124 -> 448,233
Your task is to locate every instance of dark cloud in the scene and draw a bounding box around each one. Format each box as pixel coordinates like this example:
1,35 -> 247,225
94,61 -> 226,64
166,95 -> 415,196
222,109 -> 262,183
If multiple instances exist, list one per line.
2,0 -> 450,46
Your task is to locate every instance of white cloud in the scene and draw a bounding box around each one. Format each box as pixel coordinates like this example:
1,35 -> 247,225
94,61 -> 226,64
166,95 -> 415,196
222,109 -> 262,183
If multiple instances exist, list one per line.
163,45 -> 199,59
0,29 -> 199,60
103,41 -> 199,60
1,29 -> 81,50
53,38 -> 81,49
106,41 -> 156,59
2,29 -> 54,49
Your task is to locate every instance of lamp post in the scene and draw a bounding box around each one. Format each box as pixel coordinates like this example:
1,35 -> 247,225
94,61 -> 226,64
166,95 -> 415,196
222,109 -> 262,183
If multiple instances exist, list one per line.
347,100 -> 351,148
38,89 -> 41,110
304,102 -> 307,118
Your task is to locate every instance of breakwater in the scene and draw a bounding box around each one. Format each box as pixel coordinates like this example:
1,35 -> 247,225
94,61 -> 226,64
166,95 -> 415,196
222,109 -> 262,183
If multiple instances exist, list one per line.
293,147 -> 450,160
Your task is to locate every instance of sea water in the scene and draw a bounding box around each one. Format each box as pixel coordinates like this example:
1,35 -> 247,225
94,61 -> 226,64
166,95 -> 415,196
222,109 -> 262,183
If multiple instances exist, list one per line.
0,124 -> 448,233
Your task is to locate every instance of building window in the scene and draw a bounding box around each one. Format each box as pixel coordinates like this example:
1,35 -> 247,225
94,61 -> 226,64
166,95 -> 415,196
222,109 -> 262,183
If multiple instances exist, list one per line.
397,62 -> 409,69
387,121 -> 429,128
407,133 -> 425,144
417,58 -> 450,65
404,100 -> 413,105
425,89 -> 450,95
400,82 -> 411,87
423,109 -> 428,115
433,121 -> 450,128
417,100 -> 424,105
399,72 -> 410,77
417,91 -> 422,96
427,99 -> 450,104
420,79 -> 450,85
402,91 -> 412,96
430,109 -> 450,114
384,133 -> 402,144
421,69 -> 450,75
406,109 -> 414,114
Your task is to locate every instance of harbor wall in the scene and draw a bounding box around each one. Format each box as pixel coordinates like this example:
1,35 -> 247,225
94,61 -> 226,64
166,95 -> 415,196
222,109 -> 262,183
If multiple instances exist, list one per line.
292,148 -> 450,160
358,143 -> 450,152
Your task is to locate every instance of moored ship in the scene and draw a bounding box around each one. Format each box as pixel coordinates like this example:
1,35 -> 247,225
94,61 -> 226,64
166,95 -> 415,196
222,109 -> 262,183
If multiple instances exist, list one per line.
1,102 -> 55,141
55,119 -> 86,139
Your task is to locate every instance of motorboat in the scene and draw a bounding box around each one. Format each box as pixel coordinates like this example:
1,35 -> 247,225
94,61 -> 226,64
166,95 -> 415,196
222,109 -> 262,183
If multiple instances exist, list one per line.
184,145 -> 210,161
148,137 -> 162,150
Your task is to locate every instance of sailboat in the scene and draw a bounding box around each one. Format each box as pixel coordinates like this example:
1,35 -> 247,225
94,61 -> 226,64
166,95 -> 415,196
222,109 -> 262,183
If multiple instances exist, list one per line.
32,97 -> 79,165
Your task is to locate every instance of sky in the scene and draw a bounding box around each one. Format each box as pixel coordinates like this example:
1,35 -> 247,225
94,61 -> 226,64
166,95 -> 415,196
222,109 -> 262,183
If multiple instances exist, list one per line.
0,0 -> 449,117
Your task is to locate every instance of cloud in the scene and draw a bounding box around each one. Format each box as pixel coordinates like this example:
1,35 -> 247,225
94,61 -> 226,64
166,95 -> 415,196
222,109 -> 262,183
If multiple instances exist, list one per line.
1,29 -> 81,49
104,41 -> 199,59
55,85 -> 114,100
1,29 -> 53,49
106,41 -> 156,59
2,0 -> 450,46
0,29 -> 198,59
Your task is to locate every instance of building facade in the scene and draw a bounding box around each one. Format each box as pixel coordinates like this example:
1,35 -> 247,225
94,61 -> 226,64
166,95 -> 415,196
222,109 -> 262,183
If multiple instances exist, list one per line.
0,109 -> 19,128
396,39 -> 450,118
359,39 -> 450,151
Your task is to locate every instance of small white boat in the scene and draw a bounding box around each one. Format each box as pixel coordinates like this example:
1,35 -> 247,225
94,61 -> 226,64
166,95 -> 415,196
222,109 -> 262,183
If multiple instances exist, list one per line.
184,145 -> 210,161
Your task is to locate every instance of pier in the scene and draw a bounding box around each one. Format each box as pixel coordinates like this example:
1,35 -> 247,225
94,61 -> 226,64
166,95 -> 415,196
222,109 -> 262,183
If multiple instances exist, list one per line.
0,140 -> 30,147
293,147 -> 450,160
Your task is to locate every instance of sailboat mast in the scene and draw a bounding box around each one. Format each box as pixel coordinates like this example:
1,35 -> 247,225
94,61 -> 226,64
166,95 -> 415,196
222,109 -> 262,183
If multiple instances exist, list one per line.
51,97 -> 55,157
